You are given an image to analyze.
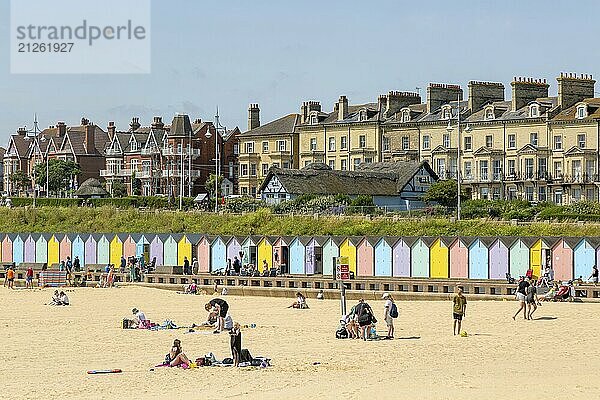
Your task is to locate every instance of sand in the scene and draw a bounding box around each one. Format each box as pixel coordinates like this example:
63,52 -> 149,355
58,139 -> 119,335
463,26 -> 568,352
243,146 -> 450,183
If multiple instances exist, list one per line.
1,285 -> 599,400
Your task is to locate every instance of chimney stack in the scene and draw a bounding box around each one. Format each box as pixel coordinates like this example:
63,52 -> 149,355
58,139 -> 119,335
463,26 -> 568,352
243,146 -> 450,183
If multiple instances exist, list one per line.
248,103 -> 260,131
557,72 -> 596,109
338,96 -> 349,121
57,121 -> 67,136
378,91 -> 421,117
107,121 -> 116,140
84,123 -> 95,154
510,77 -> 550,111
129,117 -> 141,131
427,83 -> 463,114
151,116 -> 164,129
300,101 -> 321,123
468,81 -> 504,112
17,127 -> 26,136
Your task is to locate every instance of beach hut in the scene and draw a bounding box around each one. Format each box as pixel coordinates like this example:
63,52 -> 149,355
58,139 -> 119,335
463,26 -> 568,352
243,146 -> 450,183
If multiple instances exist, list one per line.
430,237 -> 452,278
197,235 -> 212,272
163,235 -> 178,266
322,237 -> 342,276
489,238 -> 512,280
552,238 -> 575,281
573,238 -> 597,280
135,235 -> 151,262
71,234 -> 86,268
467,238 -> 489,279
306,236 -> 327,275
108,235 -> 123,267
241,236 -> 261,267
11,234 -> 25,265
449,238 -> 469,278
509,238 -> 530,278
2,234 -> 13,263
123,235 -> 137,259
210,236 -> 228,272
34,234 -> 48,264
290,237 -> 311,275
84,234 -> 97,265
149,235 -> 164,266
96,235 -> 110,265
530,238 -> 545,277
272,236 -> 292,274
59,234 -> 72,263
178,235 -> 193,266
226,237 -> 243,268
374,237 -> 397,277
356,237 -> 378,277
339,237 -> 359,275
410,238 -> 431,278
392,238 -> 413,277
24,234 -> 36,263
47,235 -> 60,266
257,236 -> 274,271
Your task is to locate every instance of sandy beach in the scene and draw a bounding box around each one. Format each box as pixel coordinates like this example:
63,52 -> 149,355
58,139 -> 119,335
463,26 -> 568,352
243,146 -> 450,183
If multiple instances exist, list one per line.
1,285 -> 599,400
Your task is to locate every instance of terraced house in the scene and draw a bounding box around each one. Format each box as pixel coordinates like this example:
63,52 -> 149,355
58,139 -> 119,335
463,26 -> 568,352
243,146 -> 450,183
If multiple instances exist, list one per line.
243,72 -> 600,204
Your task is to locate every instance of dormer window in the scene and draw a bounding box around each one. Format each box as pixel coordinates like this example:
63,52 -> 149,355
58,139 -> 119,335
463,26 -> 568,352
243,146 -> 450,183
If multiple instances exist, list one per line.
401,109 -> 410,123
310,115 -> 318,125
485,108 -> 495,120
529,104 -> 539,118
576,105 -> 587,119
359,110 -> 367,121
442,106 -> 452,120
130,141 -> 137,151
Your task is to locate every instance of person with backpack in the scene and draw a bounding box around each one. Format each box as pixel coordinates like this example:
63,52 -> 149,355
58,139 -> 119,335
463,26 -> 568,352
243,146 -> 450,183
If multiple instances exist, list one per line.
453,287 -> 467,335
382,293 -> 397,339
355,299 -> 376,341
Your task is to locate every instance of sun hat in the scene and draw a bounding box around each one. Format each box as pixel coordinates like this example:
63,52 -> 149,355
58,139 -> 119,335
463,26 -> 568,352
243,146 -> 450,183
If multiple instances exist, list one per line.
132,308 -> 138,314
381,292 -> 391,299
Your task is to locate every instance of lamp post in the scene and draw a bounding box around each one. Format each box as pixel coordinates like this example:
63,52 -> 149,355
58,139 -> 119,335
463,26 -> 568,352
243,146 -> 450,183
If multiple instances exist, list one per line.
446,95 -> 470,221
204,127 -> 218,213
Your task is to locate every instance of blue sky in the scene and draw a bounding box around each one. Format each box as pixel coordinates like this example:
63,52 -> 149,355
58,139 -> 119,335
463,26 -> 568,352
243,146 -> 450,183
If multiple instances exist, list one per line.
1,0 -> 599,142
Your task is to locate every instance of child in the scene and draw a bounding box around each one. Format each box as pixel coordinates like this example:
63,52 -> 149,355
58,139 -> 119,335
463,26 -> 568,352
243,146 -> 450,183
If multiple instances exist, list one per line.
453,287 -> 467,335
229,323 -> 242,367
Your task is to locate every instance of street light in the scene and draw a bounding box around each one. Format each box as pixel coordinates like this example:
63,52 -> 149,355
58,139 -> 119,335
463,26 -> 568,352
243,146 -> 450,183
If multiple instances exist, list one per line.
39,136 -> 49,198
446,95 -> 471,221
204,128 -> 218,213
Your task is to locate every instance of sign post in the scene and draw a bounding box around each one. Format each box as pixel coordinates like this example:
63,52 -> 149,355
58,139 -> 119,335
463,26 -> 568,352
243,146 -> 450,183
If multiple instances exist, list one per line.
335,256 -> 350,315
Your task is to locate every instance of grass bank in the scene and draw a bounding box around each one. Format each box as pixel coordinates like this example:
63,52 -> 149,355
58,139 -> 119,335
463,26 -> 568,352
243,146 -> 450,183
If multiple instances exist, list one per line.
1,206 -> 600,236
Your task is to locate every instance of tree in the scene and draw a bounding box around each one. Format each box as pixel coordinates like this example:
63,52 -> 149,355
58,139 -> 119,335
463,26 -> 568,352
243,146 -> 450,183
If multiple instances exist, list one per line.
131,177 -> 142,196
204,174 -> 224,197
111,180 -> 127,198
33,159 -> 81,195
423,179 -> 468,208
9,170 -> 31,194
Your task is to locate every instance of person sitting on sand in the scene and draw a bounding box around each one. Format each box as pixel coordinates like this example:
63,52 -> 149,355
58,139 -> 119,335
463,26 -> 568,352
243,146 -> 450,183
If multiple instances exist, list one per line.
58,291 -> 70,306
205,298 -> 229,333
316,289 -> 324,300
229,323 -> 242,367
288,292 -> 308,309
185,283 -> 198,294
131,308 -> 148,328
345,303 -> 360,339
48,290 -> 61,305
165,339 -> 191,367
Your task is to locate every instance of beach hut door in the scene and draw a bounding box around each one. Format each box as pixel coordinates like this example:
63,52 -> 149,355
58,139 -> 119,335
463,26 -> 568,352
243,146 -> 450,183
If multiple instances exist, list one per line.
314,246 -> 323,274
280,246 -> 289,274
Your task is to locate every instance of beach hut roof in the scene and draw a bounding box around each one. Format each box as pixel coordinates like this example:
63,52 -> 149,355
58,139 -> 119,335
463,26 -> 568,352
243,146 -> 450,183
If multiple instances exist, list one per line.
479,237 -> 497,247
520,237 -> 538,247
327,236 -> 345,247
378,236 -> 399,247
292,236 -> 312,246
540,237 -> 560,249
440,236 -> 457,247
310,236 -> 329,246
497,236 -> 517,248
420,236 -> 437,247
400,237 -> 418,247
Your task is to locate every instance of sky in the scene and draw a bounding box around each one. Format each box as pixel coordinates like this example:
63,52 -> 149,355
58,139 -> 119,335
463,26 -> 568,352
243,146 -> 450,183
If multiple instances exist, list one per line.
0,0 -> 599,143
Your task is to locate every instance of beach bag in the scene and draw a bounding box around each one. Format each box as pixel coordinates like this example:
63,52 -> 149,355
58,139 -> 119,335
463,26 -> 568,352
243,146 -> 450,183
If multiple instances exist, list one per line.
240,349 -> 253,363
122,318 -> 133,329
336,327 -> 348,339
222,358 -> 233,365
390,303 -> 399,318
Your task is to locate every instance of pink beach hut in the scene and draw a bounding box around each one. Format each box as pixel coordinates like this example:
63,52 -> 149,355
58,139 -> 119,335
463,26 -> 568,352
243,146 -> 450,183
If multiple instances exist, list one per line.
449,237 -> 470,279
356,237 -> 377,278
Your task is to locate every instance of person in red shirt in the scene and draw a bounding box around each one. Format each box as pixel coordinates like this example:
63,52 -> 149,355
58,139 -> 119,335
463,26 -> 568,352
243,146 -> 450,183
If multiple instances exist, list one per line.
26,266 -> 34,289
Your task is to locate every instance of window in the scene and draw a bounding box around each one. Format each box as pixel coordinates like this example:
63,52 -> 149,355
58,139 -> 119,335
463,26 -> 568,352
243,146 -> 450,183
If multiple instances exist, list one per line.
529,105 -> 539,118
272,162 -> 280,168
464,161 -> 472,179
364,157 -> 373,164
480,187 -> 489,200
539,158 -> 547,177
382,136 -> 390,151
304,161 -> 310,167
508,134 -> 516,149
402,136 -> 409,150
250,163 -> 257,176
578,134 -> 586,148
587,188 -> 595,201
485,108 -> 494,120
359,135 -> 366,148
525,158 -> 534,179
341,159 -> 347,171
493,187 -> 500,200
245,142 -> 254,153
436,159 -> 446,177
422,135 -> 430,149
443,134 -> 450,148
572,160 -> 582,180
573,188 -> 581,201
310,115 -> 318,125
486,135 -> 493,148
493,160 -> 502,180
479,160 -> 488,181
282,162 -> 289,168
241,187 -> 248,195
553,161 -> 562,178
553,135 -> 562,150
262,141 -> 269,153
442,107 -> 451,120
530,132 -> 538,146
586,160 -> 596,179
450,158 -> 457,178
464,136 -> 472,151
310,138 -> 317,151
261,163 -> 269,176
240,164 -> 248,176
130,141 -> 138,151
328,160 -> 335,170
577,105 -> 587,119
538,187 -> 547,202
554,190 -> 563,205
401,110 -> 410,123
508,159 -> 516,176
340,136 -> 347,150
359,110 -> 367,121
525,186 -> 534,202
277,140 -> 286,152
508,187 -> 517,200
251,187 -> 257,197
328,137 -> 336,151
353,158 -> 361,170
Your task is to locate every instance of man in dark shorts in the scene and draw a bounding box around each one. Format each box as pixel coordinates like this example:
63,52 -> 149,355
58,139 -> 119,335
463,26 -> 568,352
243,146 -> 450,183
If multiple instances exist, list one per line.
354,299 -> 375,341
205,298 -> 229,333
453,287 -> 467,335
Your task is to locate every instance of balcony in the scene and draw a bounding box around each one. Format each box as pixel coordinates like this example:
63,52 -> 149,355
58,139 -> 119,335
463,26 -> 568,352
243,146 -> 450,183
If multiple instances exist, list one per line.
161,169 -> 203,178
299,150 -> 325,157
161,148 -> 201,157
140,147 -> 161,155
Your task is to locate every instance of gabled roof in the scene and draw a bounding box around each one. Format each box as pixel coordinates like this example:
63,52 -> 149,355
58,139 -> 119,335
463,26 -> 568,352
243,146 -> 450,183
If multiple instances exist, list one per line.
552,98 -> 600,122
241,114 -> 300,136
5,134 -> 32,158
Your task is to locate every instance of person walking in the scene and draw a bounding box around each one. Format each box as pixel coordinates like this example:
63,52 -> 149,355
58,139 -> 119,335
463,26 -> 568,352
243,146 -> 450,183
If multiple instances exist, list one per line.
526,282 -> 539,320
25,266 -> 34,289
513,277 -> 530,320
453,287 -> 467,335
381,293 -> 396,339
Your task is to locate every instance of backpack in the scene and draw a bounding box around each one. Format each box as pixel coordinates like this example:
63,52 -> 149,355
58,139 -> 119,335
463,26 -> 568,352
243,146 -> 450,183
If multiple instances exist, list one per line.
335,327 -> 348,339
389,303 -> 399,318
240,349 -> 253,363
